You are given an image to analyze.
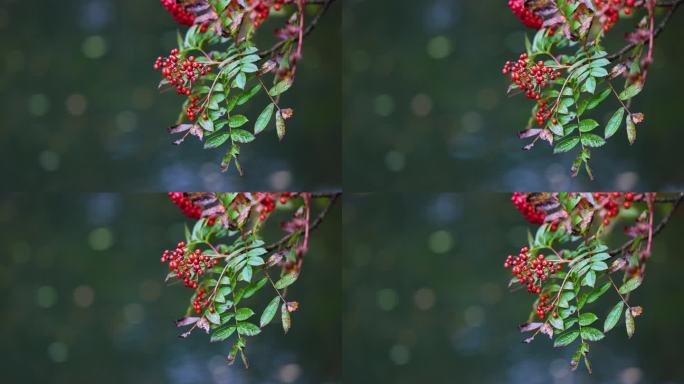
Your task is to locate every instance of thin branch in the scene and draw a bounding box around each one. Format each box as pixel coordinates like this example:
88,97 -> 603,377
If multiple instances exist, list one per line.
265,192 -> 341,251
608,193 -> 684,256
608,0 -> 683,61
258,0 -> 336,58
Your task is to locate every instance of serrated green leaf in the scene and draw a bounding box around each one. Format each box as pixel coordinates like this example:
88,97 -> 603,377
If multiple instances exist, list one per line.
554,136 -> 580,154
281,303 -> 291,334
243,277 -> 267,299
210,325 -> 236,342
206,311 -> 221,325
579,313 -> 598,326
604,301 -> 623,332
229,114 -> 249,128
269,80 -> 292,96
591,261 -> 608,271
583,77 -> 596,94
235,308 -> 255,321
276,111 -> 286,141
619,83 -> 643,100
231,129 -> 255,143
234,72 -> 246,89
274,271 -> 298,290
618,277 -> 642,294
587,282 -> 610,304
580,327 -> 604,341
579,119 -> 599,132
590,67 -> 608,77
581,133 -> 606,147
549,315 -> 564,330
625,308 -> 635,338
237,322 -> 261,336
204,133 -> 231,149
260,296 -> 280,327
554,330 -> 580,347
604,107 -> 624,139
254,103 -> 274,134
582,270 -> 596,287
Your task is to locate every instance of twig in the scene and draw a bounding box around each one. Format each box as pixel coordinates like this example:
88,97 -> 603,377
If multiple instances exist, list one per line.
608,193 -> 684,256
258,0 -> 336,58
265,192 -> 341,251
608,0 -> 683,61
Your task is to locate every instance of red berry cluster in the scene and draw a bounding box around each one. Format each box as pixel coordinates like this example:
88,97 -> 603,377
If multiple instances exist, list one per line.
191,288 -> 212,314
511,192 -> 546,225
504,247 -> 563,319
153,50 -> 213,119
160,0 -> 195,26
591,0 -> 638,32
169,192 -> 203,219
593,192 -> 638,225
508,0 -> 544,29
502,54 -> 563,101
252,192 -> 292,221
161,241 -> 220,290
243,0 -> 291,27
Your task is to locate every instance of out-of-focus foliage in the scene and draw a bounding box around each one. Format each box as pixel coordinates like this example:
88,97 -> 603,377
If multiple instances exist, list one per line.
0,193 -> 341,383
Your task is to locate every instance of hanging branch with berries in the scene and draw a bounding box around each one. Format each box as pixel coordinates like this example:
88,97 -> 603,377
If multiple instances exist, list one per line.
162,191 -> 340,367
157,0 -> 336,174
504,0 -> 683,179
505,192 -> 683,373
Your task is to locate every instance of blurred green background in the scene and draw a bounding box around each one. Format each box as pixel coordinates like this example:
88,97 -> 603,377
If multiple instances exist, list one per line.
0,193 -> 341,383
343,193 -> 684,383
0,0 -> 340,191
343,0 -> 684,191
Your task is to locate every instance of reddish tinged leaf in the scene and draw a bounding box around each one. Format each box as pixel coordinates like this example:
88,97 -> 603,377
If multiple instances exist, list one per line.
609,258 -> 626,273
630,306 -> 643,317
286,301 -> 299,313
518,128 -> 542,139
197,317 -> 210,334
266,253 -> 284,268
519,322 -> 543,332
540,323 -> 554,339
176,316 -> 200,327
168,124 -> 193,134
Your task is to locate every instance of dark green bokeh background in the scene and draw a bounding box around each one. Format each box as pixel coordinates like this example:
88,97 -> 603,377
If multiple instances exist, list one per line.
0,194 -> 341,383
343,0 -> 684,191
0,1 -> 340,191
344,193 -> 684,383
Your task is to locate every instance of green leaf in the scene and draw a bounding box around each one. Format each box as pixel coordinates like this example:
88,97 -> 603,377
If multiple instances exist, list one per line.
587,282 -> 611,304
237,84 -> 261,106
549,315 -> 564,330
276,111 -> 286,141
579,119 -> 599,132
269,80 -> 293,96
229,114 -> 249,128
281,303 -> 291,334
208,93 -> 225,110
240,265 -> 253,282
582,270 -> 596,287
618,277 -> 642,294
579,312 -> 598,326
586,88 -> 611,110
235,308 -> 255,321
580,327 -> 605,341
625,308 -> 635,338
591,261 -> 608,271
604,107 -> 624,139
204,133 -> 231,149
243,277 -> 267,299
254,103 -> 274,134
590,67 -> 608,77
626,114 -> 637,145
604,301 -> 623,332
554,330 -> 580,347
237,322 -> 261,336
234,72 -> 247,89
231,129 -> 255,143
583,77 -> 596,94
210,326 -> 236,342
199,117 -> 214,132
260,296 -> 280,327
206,311 -> 221,325
274,271 -> 298,290
619,83 -> 643,100
554,136 -> 580,154
581,133 -> 606,147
